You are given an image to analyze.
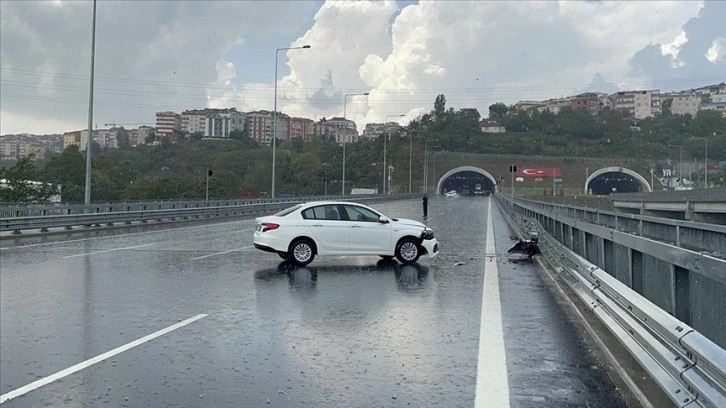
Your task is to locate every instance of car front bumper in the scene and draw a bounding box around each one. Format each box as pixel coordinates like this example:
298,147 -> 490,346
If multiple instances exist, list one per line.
420,238 -> 440,258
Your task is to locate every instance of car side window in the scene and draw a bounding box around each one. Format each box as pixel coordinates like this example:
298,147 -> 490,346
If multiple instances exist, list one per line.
324,205 -> 341,220
302,208 -> 315,219
344,205 -> 378,222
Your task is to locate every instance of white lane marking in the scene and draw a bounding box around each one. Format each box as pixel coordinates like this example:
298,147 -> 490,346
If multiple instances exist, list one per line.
190,246 -> 252,260
475,198 -> 511,408
0,313 -> 207,404
61,243 -> 156,259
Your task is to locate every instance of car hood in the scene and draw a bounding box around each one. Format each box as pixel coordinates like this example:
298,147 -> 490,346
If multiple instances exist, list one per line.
392,217 -> 428,229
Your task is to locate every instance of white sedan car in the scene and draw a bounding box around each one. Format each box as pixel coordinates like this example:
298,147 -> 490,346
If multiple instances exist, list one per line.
254,201 -> 439,266
444,190 -> 458,198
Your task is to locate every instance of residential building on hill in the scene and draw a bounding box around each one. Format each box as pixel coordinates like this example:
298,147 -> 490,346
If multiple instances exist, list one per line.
289,117 -> 314,141
155,111 -> 181,139
660,92 -> 701,116
480,119 -> 506,133
181,110 -> 206,134
204,108 -> 245,138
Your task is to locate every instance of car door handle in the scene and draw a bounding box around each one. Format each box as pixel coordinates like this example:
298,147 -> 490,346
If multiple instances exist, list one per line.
311,224 -> 323,227
351,225 -> 362,228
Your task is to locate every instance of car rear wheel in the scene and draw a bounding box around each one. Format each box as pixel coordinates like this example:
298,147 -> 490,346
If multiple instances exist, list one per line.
288,239 -> 315,266
395,238 -> 420,264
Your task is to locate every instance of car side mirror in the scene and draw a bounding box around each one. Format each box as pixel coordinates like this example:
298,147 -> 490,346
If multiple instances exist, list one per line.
378,216 -> 390,224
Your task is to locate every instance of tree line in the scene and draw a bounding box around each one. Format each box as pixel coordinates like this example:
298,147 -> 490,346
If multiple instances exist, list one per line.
1,94 -> 724,203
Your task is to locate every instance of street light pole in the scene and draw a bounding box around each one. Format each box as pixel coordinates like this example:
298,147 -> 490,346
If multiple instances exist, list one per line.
423,139 -> 438,194
692,136 -> 710,188
342,92 -> 369,195
668,144 -> 683,187
83,0 -> 97,207
383,114 -> 403,194
408,130 -> 413,194
272,44 -> 310,199
703,137 -> 716,188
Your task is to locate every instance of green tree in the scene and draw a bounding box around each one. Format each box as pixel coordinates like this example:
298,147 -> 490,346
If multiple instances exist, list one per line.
488,103 -> 509,119
0,156 -> 58,203
434,94 -> 447,119
40,145 -> 86,201
116,128 -> 132,150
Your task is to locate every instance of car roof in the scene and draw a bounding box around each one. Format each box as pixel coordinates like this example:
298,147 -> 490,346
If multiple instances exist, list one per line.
297,201 -> 368,208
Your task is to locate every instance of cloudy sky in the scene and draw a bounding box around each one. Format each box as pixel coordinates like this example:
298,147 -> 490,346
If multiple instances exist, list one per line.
1,0 -> 724,135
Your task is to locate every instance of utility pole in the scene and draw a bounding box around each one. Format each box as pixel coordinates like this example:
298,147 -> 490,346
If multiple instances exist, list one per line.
83,0 -> 97,207
510,164 -> 516,205
205,169 -> 212,202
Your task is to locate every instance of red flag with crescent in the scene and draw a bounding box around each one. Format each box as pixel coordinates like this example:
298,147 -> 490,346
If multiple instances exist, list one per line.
516,167 -> 561,177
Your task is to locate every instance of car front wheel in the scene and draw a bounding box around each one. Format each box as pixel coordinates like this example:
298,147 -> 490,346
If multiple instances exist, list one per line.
395,238 -> 420,264
288,239 -> 315,266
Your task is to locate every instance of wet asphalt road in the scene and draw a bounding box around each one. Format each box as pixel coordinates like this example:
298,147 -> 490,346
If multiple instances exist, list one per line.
0,198 -> 626,407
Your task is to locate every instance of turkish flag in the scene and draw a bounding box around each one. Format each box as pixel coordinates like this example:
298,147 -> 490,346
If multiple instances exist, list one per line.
516,167 -> 561,177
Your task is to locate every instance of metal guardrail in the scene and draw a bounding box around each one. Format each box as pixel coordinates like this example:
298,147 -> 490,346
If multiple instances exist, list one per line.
498,196 -> 726,408
0,194 -> 381,218
521,198 -> 726,257
0,194 -> 414,234
611,188 -> 726,202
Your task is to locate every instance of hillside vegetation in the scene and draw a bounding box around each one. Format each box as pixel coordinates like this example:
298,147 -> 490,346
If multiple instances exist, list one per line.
1,95 -> 724,203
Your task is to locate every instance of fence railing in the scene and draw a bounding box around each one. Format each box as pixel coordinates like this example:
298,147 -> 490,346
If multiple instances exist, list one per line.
0,194 -> 414,234
498,195 -> 726,408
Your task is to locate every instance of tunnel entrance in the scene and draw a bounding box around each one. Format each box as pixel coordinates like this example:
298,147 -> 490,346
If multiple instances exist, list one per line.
435,166 -> 497,196
585,167 -> 651,195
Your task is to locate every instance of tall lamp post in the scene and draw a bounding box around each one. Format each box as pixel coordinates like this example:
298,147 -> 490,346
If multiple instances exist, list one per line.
342,92 -> 369,195
692,136 -> 710,188
272,44 -> 311,199
423,139 -> 438,194
84,0 -> 97,207
382,114 -> 404,194
668,144 -> 683,187
408,130 -> 414,194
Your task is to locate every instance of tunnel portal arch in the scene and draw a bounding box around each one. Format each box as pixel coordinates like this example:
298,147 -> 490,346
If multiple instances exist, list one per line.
585,167 -> 652,195
435,166 -> 498,195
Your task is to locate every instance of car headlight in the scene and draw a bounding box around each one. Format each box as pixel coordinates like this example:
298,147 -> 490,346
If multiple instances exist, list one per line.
421,229 -> 434,240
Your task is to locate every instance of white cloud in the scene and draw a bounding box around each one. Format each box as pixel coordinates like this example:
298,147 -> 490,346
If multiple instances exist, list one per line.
706,37 -> 725,64
1,0 -> 719,135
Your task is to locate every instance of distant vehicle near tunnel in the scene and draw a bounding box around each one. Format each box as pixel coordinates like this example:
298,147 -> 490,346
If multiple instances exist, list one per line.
436,167 -> 497,196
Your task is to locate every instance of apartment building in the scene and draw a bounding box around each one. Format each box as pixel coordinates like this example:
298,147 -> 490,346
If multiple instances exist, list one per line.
131,126 -> 154,146
313,118 -> 358,144
63,130 -> 82,150
612,90 -> 660,119
1,134 -> 62,160
360,122 -> 402,140
569,93 -> 605,115
660,92 -> 701,116
701,94 -> 726,117
511,100 -> 545,114
155,111 -> 181,139
540,98 -> 569,114
207,109 -> 245,138
289,117 -> 314,141
181,110 -> 206,134
247,110 -> 289,145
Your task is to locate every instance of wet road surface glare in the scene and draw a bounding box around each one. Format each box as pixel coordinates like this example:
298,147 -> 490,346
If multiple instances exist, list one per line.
0,198 -> 626,407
